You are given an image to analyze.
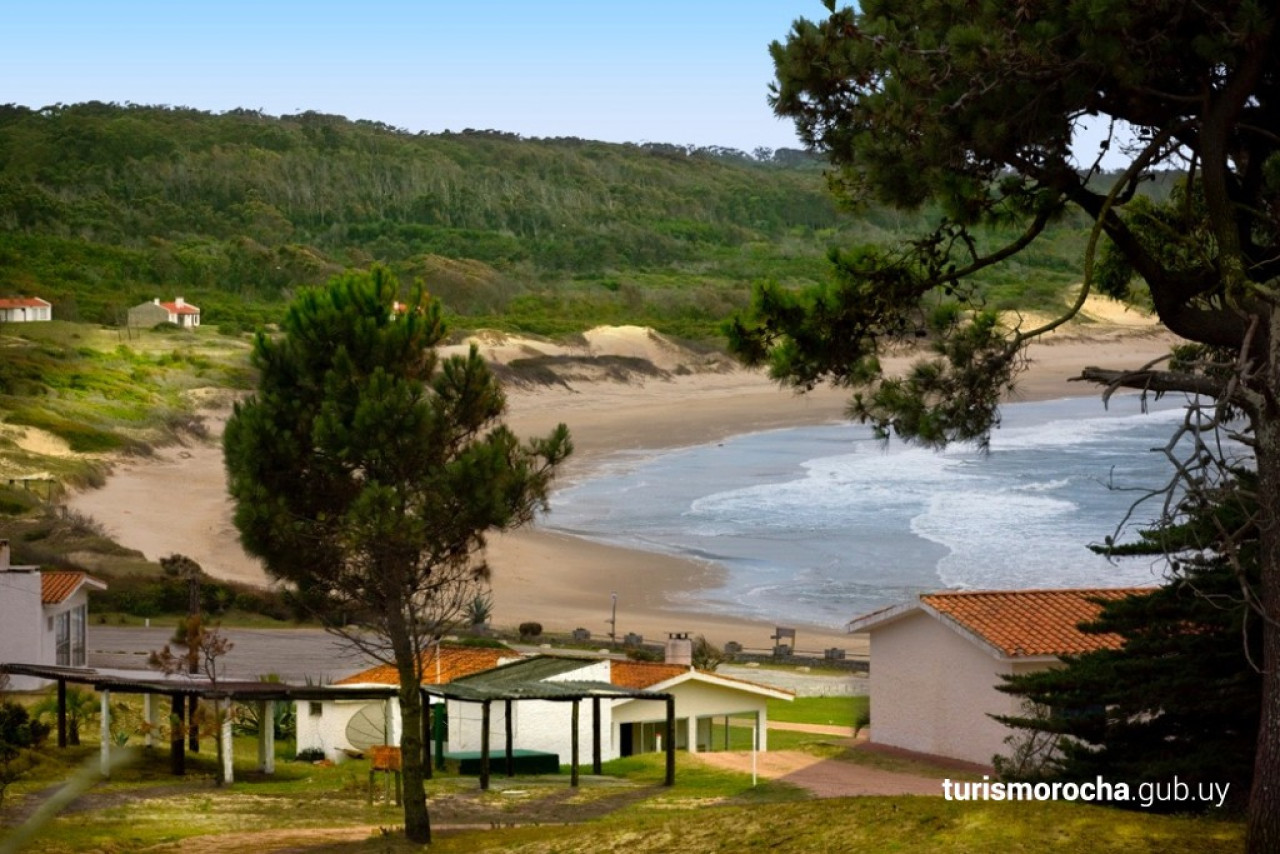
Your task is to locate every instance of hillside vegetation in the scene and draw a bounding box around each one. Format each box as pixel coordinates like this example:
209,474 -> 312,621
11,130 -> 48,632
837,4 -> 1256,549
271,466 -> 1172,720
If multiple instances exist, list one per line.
0,102 -> 1094,339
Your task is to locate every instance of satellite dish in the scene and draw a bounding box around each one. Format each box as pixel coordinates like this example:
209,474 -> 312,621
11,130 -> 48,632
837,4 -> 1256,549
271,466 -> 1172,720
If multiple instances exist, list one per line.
345,703 -> 388,751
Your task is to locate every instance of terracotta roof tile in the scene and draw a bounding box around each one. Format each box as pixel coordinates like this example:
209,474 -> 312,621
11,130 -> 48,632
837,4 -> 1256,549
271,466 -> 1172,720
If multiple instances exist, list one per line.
159,301 -> 200,314
920,588 -> 1152,657
0,297 -> 51,309
336,645 -> 509,686
610,661 -> 689,690
41,571 -> 103,604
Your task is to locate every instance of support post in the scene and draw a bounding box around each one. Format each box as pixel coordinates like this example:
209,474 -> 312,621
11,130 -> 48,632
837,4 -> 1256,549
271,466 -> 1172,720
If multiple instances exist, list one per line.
571,699 -> 580,788
99,689 -> 111,778
757,710 -> 767,753
57,679 -> 67,748
592,697 -> 602,774
143,694 -> 155,749
422,697 -> 432,780
256,701 -> 275,774
480,700 -> 491,791
664,696 -> 676,787
220,701 -> 234,785
433,703 -> 446,771
170,694 -> 185,775
188,695 -> 199,752
504,699 -> 514,777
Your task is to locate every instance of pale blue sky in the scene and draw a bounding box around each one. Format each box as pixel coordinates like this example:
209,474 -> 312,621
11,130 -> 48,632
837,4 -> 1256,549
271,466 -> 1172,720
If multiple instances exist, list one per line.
4,1 -> 823,150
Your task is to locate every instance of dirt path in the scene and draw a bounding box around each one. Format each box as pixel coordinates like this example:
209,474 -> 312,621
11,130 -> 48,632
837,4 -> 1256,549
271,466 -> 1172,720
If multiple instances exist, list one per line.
693,749 -> 941,799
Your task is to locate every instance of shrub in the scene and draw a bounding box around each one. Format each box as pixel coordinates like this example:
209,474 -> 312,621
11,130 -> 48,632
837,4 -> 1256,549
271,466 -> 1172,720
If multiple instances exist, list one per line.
518,621 -> 542,640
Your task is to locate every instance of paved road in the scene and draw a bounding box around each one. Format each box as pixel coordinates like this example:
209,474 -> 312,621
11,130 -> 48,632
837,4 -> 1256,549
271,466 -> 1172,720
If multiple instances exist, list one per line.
89,626 -> 381,684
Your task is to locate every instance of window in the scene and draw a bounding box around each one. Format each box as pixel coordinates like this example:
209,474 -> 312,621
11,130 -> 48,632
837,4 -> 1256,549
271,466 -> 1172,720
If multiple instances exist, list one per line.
55,611 -> 70,666
309,702 -> 323,717
71,605 -> 86,667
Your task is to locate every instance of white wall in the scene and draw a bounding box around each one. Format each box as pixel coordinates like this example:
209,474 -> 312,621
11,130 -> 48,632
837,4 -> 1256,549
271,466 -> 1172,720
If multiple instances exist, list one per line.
869,612 -> 1024,766
0,569 -> 46,690
294,694 -> 407,761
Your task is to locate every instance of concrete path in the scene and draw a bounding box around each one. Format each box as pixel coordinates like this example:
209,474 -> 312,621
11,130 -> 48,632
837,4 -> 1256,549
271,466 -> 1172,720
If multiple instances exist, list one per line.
694,747 -> 942,798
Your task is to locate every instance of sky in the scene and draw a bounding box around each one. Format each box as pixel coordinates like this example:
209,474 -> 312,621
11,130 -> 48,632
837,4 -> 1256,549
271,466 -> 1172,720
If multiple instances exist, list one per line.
3,1 -> 824,152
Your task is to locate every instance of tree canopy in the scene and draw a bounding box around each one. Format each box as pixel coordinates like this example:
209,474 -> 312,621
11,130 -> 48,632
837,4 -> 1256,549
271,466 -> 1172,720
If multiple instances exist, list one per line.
223,266 -> 570,842
733,3 -> 1280,850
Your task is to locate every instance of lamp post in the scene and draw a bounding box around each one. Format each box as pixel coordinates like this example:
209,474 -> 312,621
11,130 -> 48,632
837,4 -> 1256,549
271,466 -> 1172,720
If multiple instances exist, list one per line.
609,592 -> 617,645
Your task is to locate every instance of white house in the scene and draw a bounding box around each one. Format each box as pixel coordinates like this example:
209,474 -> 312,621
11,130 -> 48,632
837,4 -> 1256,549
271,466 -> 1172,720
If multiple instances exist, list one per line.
0,539 -> 107,690
127,297 -> 201,329
441,652 -> 793,764
296,639 -> 793,766
846,588 -> 1152,767
0,297 -> 52,323
294,645 -> 515,761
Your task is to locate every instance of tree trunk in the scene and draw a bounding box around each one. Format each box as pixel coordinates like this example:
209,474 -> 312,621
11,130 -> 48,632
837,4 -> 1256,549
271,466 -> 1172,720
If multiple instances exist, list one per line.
1248,423 -> 1280,854
387,608 -> 430,844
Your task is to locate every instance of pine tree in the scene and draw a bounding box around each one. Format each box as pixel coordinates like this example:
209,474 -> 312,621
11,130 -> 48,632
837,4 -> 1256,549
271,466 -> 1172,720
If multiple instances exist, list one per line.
223,266 -> 570,842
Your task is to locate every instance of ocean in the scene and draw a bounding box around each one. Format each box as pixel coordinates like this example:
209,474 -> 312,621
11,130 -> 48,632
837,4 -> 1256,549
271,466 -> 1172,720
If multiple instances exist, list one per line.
544,394 -> 1200,630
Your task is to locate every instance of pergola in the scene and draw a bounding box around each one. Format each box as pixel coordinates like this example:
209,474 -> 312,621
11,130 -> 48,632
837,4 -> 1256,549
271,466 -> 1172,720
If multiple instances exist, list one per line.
422,661 -> 677,789
3,663 -> 397,783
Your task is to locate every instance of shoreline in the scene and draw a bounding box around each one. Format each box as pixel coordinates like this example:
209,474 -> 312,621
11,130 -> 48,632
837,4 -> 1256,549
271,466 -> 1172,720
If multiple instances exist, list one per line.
66,329 -> 1178,660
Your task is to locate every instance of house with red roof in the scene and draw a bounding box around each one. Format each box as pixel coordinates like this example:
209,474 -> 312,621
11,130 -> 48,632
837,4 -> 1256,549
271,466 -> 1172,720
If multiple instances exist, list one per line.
127,297 -> 201,329
295,634 -> 792,766
846,588 -> 1153,767
0,296 -> 52,322
0,539 -> 107,690
295,644 -> 517,761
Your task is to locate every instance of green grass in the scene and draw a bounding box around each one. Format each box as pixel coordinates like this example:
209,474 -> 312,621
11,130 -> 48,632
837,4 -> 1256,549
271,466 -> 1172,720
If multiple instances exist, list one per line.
767,696 -> 867,728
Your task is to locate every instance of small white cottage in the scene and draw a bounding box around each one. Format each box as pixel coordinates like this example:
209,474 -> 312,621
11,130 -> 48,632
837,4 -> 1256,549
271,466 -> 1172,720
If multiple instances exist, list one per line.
846,588 -> 1152,767
0,297 -> 52,323
0,539 -> 107,690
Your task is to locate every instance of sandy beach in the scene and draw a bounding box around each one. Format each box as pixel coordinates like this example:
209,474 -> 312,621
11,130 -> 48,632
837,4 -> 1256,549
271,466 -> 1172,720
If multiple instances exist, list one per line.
67,318 -> 1177,655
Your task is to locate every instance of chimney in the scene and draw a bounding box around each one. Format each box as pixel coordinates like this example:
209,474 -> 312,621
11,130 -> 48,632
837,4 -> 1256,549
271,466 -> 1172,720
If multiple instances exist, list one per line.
153,298 -> 160,305
0,539 -> 10,571
175,297 -> 185,307
664,632 -> 692,667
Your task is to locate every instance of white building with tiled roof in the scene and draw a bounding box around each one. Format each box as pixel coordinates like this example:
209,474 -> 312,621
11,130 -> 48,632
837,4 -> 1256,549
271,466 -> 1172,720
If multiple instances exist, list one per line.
0,539 -> 107,689
0,296 -> 52,322
847,588 -> 1155,767
127,297 -> 201,329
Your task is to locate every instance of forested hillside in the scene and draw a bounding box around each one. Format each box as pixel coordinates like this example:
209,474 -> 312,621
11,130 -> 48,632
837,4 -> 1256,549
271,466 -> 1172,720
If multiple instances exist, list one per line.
0,102 -> 1091,338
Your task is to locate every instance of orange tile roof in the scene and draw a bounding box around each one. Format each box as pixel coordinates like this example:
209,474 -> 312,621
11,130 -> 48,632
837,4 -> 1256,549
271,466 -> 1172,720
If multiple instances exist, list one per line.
159,300 -> 200,314
920,588 -> 1153,657
336,645 -> 509,686
41,571 -> 104,604
610,661 -> 690,690
0,297 -> 51,309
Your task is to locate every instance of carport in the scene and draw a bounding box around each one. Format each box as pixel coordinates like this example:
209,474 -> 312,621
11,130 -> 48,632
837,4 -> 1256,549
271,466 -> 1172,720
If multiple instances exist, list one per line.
2,662 -> 397,783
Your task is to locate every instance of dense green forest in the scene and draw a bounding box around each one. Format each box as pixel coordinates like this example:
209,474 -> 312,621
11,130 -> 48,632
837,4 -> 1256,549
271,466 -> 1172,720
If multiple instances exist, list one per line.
0,102 -> 1095,339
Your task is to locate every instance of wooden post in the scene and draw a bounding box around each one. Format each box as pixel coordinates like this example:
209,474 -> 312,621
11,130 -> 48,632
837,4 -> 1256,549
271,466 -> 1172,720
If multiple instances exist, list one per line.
664,696 -> 675,787
143,694 -> 154,749
170,694 -> 185,775
571,699 -> 580,788
220,701 -> 234,785
99,689 -> 111,778
433,703 -> 446,771
57,679 -> 67,748
504,699 -> 514,777
188,695 -> 199,752
480,700 -> 491,791
422,697 -> 433,780
256,701 -> 275,773
592,697 -> 602,774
